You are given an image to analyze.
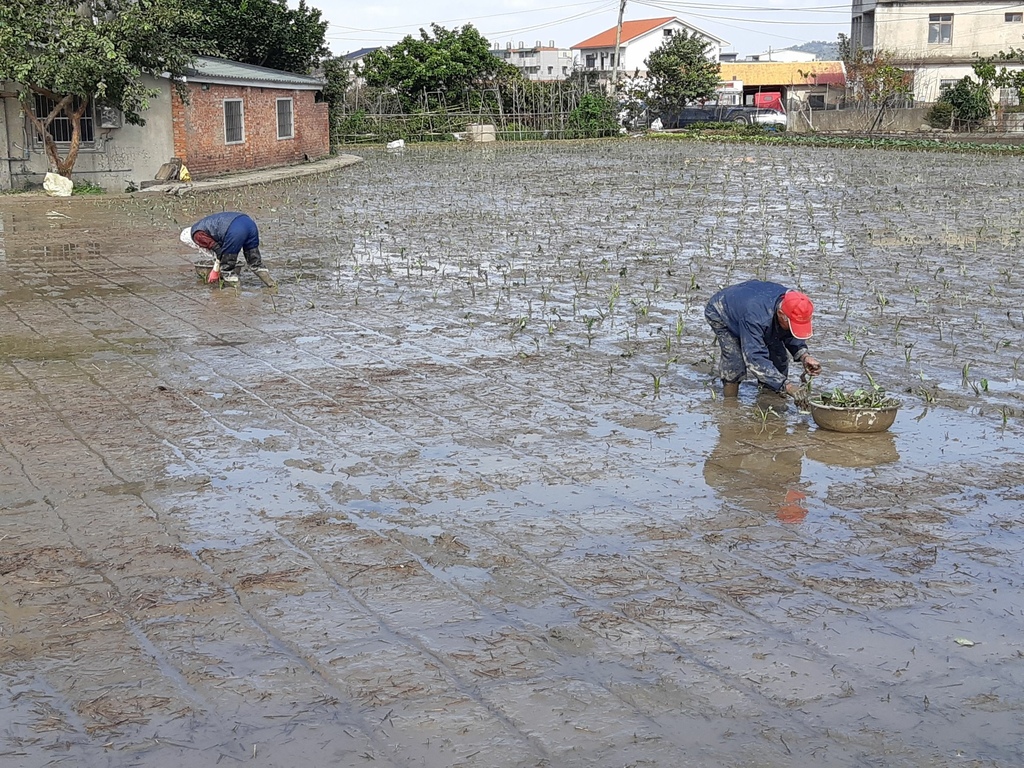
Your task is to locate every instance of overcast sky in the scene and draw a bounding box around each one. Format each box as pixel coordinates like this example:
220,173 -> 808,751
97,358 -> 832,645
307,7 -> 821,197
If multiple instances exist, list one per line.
316,0 -> 850,57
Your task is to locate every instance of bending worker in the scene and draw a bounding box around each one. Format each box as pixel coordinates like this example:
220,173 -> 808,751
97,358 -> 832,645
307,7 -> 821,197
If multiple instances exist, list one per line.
704,280 -> 822,399
180,212 -> 271,285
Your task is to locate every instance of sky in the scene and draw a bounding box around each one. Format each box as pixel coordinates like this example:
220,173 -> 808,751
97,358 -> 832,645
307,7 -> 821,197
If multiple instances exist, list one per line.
314,0 -> 851,57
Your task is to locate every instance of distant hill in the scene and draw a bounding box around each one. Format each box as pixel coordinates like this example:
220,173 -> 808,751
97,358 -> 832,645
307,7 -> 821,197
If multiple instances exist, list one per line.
788,40 -> 841,60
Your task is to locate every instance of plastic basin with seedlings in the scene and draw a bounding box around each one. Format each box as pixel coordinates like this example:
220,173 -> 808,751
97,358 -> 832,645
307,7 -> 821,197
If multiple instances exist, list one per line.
194,262 -> 215,281
808,388 -> 901,433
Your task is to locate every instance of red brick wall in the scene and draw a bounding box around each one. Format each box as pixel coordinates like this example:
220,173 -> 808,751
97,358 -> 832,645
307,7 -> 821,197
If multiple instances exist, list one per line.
174,84 -> 329,179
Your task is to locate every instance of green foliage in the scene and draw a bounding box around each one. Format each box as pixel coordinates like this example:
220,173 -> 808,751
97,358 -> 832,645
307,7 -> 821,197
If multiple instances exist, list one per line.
362,24 -> 519,110
566,92 -> 621,138
648,130 -> 1024,155
813,387 -> 899,409
0,0 -> 207,176
926,101 -> 954,129
72,179 -> 105,195
972,47 -> 1024,104
644,31 -> 720,116
938,77 -> 991,126
175,0 -> 328,74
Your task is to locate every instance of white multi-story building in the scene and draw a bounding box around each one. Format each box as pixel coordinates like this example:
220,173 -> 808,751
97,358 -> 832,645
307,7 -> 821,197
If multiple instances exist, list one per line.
571,17 -> 727,80
851,0 -> 1024,101
491,41 -> 574,81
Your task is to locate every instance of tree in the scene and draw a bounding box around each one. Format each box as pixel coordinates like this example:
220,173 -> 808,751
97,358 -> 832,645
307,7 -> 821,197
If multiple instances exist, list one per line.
177,0 -> 329,74
0,0 -> 206,178
972,48 -> 1024,105
361,24 -> 518,109
838,41 -> 912,109
644,31 -> 720,117
937,77 -> 991,127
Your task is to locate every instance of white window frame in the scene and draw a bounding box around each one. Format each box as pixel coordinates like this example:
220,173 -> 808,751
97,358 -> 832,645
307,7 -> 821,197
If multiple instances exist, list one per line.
276,98 -> 294,140
928,14 -> 953,45
224,99 -> 245,144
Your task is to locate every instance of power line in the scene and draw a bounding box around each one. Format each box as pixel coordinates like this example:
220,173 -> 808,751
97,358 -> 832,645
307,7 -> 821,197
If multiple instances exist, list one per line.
323,0 -> 612,34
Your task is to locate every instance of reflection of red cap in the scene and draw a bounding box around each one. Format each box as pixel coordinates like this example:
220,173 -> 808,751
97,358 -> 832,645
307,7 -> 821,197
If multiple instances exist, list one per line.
780,291 -> 814,339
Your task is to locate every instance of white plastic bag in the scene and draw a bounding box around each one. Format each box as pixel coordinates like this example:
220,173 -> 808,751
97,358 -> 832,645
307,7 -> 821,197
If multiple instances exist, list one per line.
43,172 -> 73,197
386,139 -> 405,150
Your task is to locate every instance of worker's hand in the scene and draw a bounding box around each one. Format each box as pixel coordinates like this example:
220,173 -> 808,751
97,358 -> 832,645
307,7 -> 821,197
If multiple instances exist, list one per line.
802,355 -> 822,376
785,382 -> 810,409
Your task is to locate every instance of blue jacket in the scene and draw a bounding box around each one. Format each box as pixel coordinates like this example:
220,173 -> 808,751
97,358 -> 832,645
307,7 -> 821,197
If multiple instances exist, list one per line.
705,280 -> 808,392
191,212 -> 244,245
190,212 -> 259,258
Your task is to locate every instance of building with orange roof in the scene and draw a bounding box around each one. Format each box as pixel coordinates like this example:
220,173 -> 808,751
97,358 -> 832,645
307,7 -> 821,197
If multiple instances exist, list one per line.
571,17 -> 727,80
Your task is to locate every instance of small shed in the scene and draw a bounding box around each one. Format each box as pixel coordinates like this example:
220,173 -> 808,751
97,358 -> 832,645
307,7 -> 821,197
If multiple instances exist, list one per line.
717,61 -> 848,110
0,56 -> 329,192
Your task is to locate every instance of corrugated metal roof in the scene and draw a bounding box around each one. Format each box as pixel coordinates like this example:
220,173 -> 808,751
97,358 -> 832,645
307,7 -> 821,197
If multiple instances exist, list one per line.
719,61 -> 847,87
186,57 -> 325,88
573,18 -> 674,49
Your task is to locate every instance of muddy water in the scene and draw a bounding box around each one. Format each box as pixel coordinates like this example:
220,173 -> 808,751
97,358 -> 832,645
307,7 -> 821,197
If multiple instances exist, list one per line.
1,141 -> 1023,767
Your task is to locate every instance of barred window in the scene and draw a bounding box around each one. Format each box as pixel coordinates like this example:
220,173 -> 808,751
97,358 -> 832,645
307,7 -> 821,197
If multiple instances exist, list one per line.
276,98 -> 294,139
224,99 -> 244,144
32,94 -> 94,144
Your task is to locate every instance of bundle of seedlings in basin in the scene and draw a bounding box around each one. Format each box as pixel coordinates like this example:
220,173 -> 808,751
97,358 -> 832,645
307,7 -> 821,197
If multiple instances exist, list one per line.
807,385 -> 901,433
812,387 -> 901,409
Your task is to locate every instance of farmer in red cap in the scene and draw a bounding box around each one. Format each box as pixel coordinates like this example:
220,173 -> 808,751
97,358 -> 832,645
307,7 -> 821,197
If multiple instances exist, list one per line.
704,280 -> 821,400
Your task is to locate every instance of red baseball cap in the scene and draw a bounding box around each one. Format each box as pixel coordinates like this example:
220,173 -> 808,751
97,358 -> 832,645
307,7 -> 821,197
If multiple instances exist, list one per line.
780,291 -> 814,339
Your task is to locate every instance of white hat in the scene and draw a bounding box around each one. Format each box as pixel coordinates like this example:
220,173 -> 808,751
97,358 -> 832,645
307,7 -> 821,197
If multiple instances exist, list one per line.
180,227 -> 198,248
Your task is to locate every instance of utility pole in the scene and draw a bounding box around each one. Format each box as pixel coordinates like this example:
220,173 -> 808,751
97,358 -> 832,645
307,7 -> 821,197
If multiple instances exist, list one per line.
610,0 -> 626,91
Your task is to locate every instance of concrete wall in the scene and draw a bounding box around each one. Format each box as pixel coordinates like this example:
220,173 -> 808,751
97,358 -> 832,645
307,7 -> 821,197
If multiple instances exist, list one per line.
0,75 -> 175,192
788,106 -> 931,133
171,84 -> 329,180
869,1 -> 1024,59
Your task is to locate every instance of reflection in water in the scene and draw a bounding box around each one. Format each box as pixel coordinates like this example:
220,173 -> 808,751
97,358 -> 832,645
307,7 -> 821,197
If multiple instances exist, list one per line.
805,430 -> 900,468
701,403 -> 901,524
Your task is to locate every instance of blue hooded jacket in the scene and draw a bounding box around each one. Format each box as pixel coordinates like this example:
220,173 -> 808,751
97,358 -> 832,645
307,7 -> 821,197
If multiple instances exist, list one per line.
705,280 -> 808,392
190,212 -> 258,258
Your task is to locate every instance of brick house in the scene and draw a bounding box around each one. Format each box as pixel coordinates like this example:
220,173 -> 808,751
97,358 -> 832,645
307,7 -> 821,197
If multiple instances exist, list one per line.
0,56 -> 329,192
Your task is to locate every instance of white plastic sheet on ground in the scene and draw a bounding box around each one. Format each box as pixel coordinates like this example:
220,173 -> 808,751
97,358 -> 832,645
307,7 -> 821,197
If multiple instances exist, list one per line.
43,172 -> 73,197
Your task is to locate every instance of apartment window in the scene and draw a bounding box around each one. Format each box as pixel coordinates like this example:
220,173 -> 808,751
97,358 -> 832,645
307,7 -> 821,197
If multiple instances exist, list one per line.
224,99 -> 244,144
276,98 -> 294,139
585,54 -> 596,68
939,79 -> 958,93
999,87 -> 1020,105
1006,12 -> 1023,22
928,14 -> 953,45
663,28 -> 675,37
32,94 -> 94,144
547,66 -> 553,74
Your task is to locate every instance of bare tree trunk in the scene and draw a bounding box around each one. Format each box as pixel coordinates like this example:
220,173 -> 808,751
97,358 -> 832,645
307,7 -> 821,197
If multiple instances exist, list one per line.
57,98 -> 90,177
23,90 -> 73,173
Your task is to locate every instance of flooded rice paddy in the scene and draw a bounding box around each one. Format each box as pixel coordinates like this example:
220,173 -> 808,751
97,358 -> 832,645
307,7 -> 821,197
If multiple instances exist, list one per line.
1,139 -> 1024,767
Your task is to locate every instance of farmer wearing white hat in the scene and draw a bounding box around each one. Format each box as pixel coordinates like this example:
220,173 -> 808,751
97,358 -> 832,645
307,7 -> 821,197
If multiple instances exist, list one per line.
704,280 -> 822,400
180,212 -> 271,285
